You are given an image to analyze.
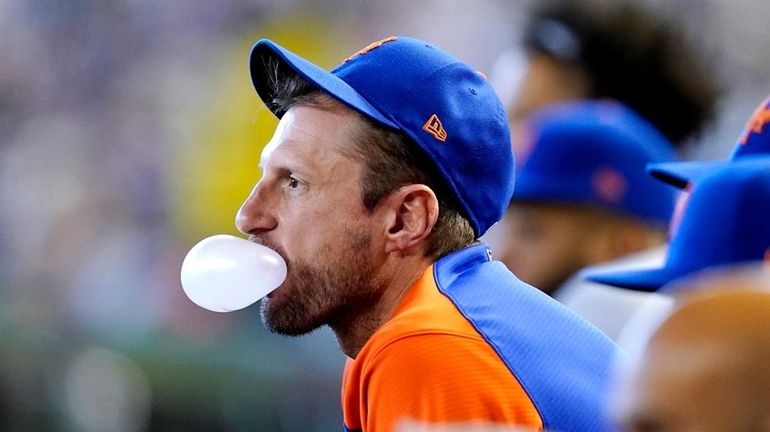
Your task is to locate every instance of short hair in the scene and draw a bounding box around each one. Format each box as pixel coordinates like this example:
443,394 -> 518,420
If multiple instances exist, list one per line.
265,61 -> 475,259
523,0 -> 721,146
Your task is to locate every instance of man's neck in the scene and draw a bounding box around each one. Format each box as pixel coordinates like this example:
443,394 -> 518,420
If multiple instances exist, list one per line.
330,256 -> 433,358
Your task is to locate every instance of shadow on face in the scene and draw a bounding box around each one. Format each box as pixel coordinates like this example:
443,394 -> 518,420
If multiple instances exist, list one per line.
489,202 -> 598,294
487,201 -> 666,295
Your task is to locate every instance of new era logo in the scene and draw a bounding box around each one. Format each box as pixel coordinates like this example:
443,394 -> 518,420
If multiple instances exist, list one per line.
423,114 -> 447,142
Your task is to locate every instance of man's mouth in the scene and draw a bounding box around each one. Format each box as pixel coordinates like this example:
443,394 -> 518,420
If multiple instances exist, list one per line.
248,235 -> 287,259
246,235 -> 289,301
266,274 -> 288,299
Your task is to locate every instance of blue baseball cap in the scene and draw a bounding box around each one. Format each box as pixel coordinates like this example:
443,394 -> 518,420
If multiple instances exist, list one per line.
585,157 -> 770,291
249,36 -> 513,237
648,95 -> 770,188
510,100 -> 677,225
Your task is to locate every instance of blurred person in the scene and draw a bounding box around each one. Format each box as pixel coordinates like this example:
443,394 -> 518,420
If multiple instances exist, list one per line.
508,0 -> 719,148
491,101 -> 676,295
611,276 -> 770,432
556,93 -> 770,339
236,36 -> 618,431
484,0 -> 721,336
586,94 -> 770,292
586,156 -> 770,291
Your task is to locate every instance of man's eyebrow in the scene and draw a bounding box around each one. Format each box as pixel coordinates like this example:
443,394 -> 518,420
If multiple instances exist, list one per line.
258,159 -> 307,178
259,146 -> 301,172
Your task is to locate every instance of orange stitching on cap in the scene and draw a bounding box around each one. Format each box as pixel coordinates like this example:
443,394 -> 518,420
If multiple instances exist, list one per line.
344,36 -> 398,62
423,114 -> 447,142
669,187 -> 692,239
739,97 -> 770,145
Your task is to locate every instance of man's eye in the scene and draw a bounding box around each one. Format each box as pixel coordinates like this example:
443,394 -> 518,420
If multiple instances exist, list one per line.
287,177 -> 299,189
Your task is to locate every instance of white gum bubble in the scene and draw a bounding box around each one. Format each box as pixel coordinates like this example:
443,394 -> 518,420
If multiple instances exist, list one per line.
180,235 -> 287,313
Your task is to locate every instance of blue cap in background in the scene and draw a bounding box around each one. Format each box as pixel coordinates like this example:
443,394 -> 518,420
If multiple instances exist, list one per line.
648,95 -> 770,188
249,36 -> 513,237
586,157 -> 770,291
510,100 -> 677,225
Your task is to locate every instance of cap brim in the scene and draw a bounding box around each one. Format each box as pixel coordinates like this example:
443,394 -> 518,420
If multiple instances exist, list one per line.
647,160 -> 727,189
249,39 -> 398,129
583,266 -> 685,292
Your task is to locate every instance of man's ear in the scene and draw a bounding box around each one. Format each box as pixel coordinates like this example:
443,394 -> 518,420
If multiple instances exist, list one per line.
379,184 -> 439,254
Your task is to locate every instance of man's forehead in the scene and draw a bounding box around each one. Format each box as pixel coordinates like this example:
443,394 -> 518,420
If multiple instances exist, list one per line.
260,105 -> 361,175
260,105 -> 359,168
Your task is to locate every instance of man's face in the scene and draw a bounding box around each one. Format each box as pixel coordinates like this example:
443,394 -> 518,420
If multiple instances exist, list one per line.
489,202 -> 596,294
236,104 -> 385,336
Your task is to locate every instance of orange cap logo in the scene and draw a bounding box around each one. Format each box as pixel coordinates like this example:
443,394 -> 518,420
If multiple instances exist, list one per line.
668,185 -> 693,239
738,96 -> 770,145
344,36 -> 397,63
423,114 -> 447,142
592,168 -> 627,204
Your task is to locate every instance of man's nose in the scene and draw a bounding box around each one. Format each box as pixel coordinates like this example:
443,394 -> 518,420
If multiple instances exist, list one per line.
235,184 -> 278,235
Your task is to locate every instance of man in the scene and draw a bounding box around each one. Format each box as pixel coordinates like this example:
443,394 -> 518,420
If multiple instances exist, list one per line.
236,36 -> 617,431
486,0 -> 720,308
490,101 -> 676,295
509,0 -> 719,148
611,276 -> 770,432
556,94 -> 770,339
586,140 -> 770,290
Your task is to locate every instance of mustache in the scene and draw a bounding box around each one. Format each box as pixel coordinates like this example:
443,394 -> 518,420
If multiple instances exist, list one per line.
248,235 -> 289,264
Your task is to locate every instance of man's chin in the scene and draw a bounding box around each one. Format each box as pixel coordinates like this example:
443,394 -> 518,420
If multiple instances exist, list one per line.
259,298 -> 322,336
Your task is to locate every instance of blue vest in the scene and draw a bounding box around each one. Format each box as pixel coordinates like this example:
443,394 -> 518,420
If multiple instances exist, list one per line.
435,244 -> 619,432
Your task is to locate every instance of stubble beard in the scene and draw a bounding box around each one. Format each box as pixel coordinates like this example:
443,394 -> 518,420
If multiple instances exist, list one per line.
259,231 -> 381,336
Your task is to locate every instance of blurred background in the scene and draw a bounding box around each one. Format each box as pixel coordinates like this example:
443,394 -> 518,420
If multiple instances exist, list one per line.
0,0 -> 768,430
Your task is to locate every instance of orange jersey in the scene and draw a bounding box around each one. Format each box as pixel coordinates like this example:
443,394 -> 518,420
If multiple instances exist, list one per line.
341,244 -> 618,432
